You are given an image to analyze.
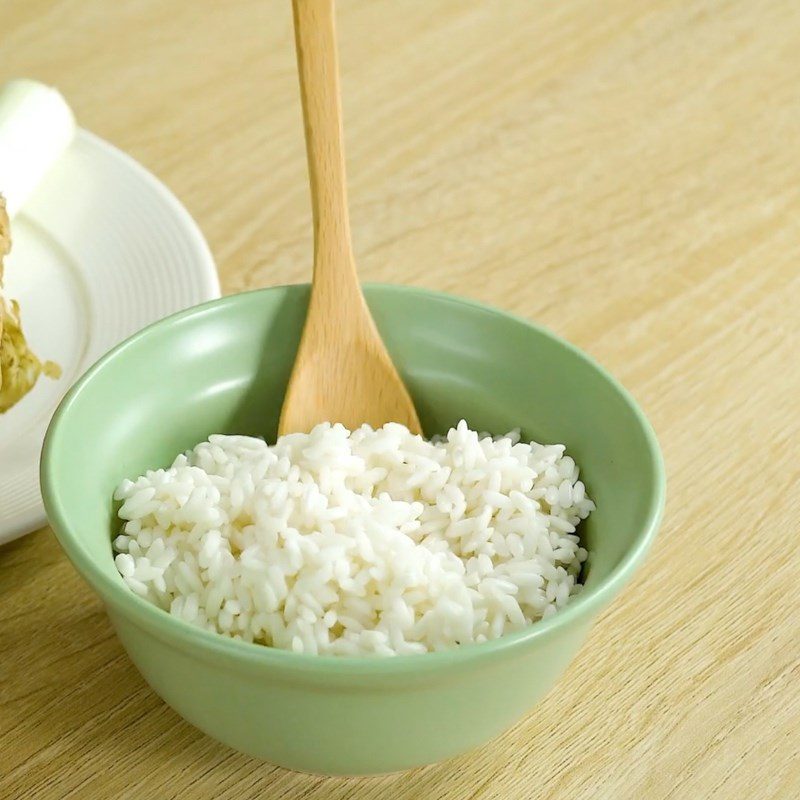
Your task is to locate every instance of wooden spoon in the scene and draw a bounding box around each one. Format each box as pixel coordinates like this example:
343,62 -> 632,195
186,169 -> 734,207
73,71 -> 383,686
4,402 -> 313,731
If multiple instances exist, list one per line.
278,0 -> 421,436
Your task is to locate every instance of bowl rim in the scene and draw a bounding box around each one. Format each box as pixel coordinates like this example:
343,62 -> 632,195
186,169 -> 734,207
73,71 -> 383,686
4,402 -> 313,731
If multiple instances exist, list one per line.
41,282 -> 666,675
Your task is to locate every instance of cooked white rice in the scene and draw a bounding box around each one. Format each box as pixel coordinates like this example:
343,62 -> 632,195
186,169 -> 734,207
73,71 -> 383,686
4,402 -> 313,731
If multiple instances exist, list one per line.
112,421 -> 594,656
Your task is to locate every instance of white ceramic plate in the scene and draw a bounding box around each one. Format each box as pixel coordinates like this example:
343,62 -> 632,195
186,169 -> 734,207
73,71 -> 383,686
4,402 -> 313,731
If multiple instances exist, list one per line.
0,129 -> 220,544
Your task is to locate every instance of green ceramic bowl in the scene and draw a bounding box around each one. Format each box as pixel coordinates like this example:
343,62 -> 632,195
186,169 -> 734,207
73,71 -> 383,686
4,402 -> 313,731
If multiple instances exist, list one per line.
41,284 -> 665,775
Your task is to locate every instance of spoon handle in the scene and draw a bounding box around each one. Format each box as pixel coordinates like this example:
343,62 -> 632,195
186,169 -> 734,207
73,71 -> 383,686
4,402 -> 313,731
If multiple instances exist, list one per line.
292,0 -> 355,286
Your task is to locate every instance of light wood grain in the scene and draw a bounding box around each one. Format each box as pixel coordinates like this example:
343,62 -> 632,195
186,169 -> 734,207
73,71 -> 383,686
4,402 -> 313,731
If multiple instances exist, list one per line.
2,0 -> 800,797
279,0 -> 420,435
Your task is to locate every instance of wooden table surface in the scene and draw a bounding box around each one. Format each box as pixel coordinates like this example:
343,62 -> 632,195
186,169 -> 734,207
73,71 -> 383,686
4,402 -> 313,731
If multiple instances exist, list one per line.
3,0 -> 799,797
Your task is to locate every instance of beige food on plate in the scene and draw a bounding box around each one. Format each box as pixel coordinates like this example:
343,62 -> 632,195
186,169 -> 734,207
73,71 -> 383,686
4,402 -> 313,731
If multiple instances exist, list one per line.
0,194 -> 60,412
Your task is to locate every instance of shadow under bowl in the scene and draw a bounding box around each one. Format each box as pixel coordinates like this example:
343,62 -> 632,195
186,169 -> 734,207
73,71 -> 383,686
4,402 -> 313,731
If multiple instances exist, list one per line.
41,283 -> 665,775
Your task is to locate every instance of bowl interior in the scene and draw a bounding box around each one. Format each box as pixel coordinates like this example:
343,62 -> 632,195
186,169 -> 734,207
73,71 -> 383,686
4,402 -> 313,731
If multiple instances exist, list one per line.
43,284 -> 664,629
